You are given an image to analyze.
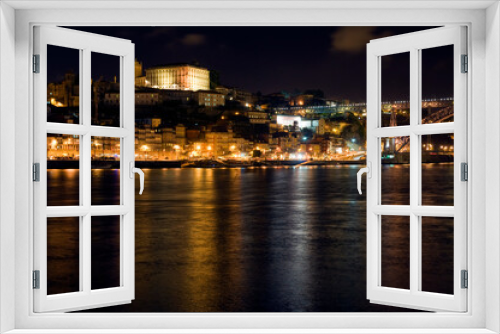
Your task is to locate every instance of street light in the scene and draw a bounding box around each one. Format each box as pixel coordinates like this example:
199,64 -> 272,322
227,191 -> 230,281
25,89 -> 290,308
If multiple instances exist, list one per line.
173,145 -> 180,160
207,145 -> 213,159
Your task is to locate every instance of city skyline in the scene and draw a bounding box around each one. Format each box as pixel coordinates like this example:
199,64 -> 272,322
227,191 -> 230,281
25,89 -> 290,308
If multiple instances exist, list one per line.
49,26 -> 453,101
46,26 -> 455,164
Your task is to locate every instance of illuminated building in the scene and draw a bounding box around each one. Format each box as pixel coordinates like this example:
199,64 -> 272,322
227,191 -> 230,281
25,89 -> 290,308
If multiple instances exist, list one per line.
205,130 -> 252,157
91,137 -> 121,159
145,63 -> 210,91
289,94 -> 314,107
247,111 -> 270,124
194,90 -> 225,107
135,59 -> 147,87
135,76 -> 146,87
135,92 -> 161,106
104,88 -> 224,107
215,86 -> 254,105
105,91 -> 164,106
47,71 -> 79,108
270,132 -> 300,154
47,135 -> 80,160
275,115 -> 301,127
135,59 -> 143,77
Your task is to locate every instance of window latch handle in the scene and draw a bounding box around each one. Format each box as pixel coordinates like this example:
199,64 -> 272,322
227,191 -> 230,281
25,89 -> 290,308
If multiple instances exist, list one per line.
357,162 -> 371,195
129,162 -> 145,195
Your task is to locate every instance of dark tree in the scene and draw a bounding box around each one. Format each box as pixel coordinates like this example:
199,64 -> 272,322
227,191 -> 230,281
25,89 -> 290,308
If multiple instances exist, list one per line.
301,128 -> 314,139
304,89 -> 325,98
210,70 -> 221,89
340,113 -> 366,143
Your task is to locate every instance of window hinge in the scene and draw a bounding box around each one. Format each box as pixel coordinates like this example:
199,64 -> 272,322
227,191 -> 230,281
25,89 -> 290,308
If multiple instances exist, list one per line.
33,270 -> 40,289
461,270 -> 468,289
33,54 -> 40,73
33,163 -> 40,182
461,162 -> 468,182
461,54 -> 468,73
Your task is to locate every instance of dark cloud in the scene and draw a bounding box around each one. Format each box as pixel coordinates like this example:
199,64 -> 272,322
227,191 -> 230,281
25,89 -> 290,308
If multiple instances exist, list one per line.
144,27 -> 174,39
331,27 -> 391,53
181,33 -> 207,46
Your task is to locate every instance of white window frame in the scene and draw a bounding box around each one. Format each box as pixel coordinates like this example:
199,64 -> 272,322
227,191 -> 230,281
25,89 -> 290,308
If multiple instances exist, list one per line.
33,26 -> 136,313
1,1 -> 499,333
365,26 -> 468,312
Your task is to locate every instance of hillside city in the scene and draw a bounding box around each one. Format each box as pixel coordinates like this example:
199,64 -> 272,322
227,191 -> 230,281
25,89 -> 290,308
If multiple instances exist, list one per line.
47,60 -> 454,166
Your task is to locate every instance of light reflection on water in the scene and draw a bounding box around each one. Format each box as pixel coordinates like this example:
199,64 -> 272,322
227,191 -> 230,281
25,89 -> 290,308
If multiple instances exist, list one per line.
47,165 -> 453,312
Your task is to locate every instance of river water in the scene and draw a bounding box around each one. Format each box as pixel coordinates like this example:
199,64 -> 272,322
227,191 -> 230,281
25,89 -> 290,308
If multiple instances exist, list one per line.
47,164 -> 454,312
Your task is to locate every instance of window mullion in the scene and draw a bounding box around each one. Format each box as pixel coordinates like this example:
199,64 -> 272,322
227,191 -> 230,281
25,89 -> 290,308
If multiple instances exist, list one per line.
82,48 -> 92,294
409,48 -> 420,294
89,126 -> 129,138
413,123 -> 454,135
82,214 -> 91,293
373,125 -> 411,138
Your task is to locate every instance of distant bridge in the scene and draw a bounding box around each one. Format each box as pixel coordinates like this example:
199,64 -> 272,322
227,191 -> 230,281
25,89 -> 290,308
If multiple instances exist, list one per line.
271,98 -> 454,118
422,105 -> 454,124
272,106 -> 340,115
394,105 -> 454,152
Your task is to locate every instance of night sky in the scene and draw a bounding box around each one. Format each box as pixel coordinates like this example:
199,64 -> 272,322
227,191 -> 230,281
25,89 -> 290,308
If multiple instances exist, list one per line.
51,26 -> 453,102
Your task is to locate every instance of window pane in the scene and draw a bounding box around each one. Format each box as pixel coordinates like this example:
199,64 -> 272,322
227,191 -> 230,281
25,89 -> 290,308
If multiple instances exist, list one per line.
421,134 -> 454,206
91,215 -> 121,290
91,52 -> 120,127
47,134 -> 80,206
47,45 -> 80,124
91,136 -> 121,206
47,217 -> 80,295
381,136 -> 410,205
421,217 -> 454,295
381,215 -> 410,290
381,52 -> 410,127
421,45 -> 454,124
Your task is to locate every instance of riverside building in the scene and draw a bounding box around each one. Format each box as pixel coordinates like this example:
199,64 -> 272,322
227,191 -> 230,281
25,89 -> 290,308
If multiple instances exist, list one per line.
144,63 -> 210,91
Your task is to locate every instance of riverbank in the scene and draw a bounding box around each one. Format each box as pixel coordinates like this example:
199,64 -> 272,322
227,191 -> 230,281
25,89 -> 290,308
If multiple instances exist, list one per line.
46,154 -> 452,169
47,159 -> 368,169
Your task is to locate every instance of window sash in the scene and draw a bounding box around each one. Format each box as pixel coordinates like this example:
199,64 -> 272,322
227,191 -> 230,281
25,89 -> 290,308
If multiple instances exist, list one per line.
32,25 -> 136,313
366,26 -> 468,312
